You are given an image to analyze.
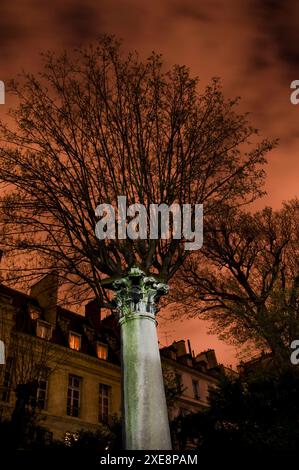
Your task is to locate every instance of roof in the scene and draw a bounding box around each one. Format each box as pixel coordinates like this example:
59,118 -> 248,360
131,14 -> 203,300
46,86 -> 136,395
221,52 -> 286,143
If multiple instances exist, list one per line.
0,282 -> 121,365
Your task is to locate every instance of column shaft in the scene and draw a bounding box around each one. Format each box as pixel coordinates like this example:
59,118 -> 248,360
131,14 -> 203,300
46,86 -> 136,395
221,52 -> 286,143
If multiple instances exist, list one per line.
120,312 -> 172,450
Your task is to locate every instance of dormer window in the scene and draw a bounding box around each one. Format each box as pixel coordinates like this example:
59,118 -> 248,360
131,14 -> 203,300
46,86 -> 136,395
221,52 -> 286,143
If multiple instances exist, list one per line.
36,320 -> 52,340
69,332 -> 81,351
29,305 -> 40,321
96,342 -> 108,360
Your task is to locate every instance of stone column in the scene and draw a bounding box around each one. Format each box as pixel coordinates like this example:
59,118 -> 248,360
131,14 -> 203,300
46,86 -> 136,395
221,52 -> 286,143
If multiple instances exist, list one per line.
113,267 -> 172,450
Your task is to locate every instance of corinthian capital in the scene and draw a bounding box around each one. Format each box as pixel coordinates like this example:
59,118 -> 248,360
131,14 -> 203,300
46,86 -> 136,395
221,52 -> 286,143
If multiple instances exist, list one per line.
112,266 -> 168,318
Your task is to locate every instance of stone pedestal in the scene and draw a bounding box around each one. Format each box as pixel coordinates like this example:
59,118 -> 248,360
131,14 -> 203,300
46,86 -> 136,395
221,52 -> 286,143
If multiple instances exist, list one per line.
113,267 -> 172,450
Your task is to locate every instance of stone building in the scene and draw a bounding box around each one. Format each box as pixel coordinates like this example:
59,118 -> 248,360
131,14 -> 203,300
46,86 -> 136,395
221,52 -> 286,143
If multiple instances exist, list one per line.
0,273 -> 121,441
0,273 -> 223,443
161,341 -> 221,419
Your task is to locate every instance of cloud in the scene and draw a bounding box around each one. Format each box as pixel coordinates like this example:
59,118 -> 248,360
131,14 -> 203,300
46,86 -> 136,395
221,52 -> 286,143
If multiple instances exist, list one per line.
170,0 -> 212,23
0,0 -> 298,364
53,0 -> 101,45
0,0 -> 297,201
251,0 -> 299,72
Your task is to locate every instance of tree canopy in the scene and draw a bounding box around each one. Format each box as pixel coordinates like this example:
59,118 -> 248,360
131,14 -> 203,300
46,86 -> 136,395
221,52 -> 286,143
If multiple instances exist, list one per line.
0,35 -> 274,307
174,199 -> 299,365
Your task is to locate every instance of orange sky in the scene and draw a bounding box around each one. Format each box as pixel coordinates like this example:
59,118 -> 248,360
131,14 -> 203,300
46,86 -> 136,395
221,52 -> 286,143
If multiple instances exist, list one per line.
0,0 -> 298,367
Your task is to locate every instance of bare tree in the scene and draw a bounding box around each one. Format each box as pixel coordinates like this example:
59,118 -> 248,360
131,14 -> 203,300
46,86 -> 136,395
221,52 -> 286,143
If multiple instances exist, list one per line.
174,200 -> 299,366
8,331 -> 64,396
0,35 -> 275,307
162,364 -> 185,410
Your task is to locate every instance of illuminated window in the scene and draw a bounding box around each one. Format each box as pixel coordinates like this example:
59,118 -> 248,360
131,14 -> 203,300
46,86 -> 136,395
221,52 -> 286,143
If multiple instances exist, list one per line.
99,383 -> 111,424
96,342 -> 108,360
36,320 -> 52,340
69,332 -> 81,351
192,379 -> 200,400
67,375 -> 82,417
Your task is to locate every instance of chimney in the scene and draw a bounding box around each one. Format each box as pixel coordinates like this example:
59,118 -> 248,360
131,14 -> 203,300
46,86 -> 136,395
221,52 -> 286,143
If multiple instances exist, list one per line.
237,361 -> 245,374
187,339 -> 192,356
205,349 -> 218,369
85,299 -> 101,330
30,271 -> 58,326
174,340 -> 187,357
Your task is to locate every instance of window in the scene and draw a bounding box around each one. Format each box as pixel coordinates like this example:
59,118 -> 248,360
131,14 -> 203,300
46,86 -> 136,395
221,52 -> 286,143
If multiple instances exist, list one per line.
36,320 -> 52,340
69,332 -> 81,351
36,379 -> 48,409
67,374 -> 82,417
36,428 -> 53,446
192,379 -> 200,400
99,383 -> 111,424
29,305 -> 40,321
96,342 -> 108,360
208,385 -> 217,399
32,366 -> 49,409
0,340 -> 4,364
1,357 -> 13,402
175,373 -> 182,393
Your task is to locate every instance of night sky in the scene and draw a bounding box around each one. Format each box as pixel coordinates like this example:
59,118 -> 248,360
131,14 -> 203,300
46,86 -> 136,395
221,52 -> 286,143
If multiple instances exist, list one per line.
1,0 -> 299,366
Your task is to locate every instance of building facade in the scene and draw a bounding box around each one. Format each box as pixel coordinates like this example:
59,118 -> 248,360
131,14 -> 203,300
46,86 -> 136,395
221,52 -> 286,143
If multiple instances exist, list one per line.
0,273 -> 223,443
0,273 -> 122,441
161,341 -> 221,419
